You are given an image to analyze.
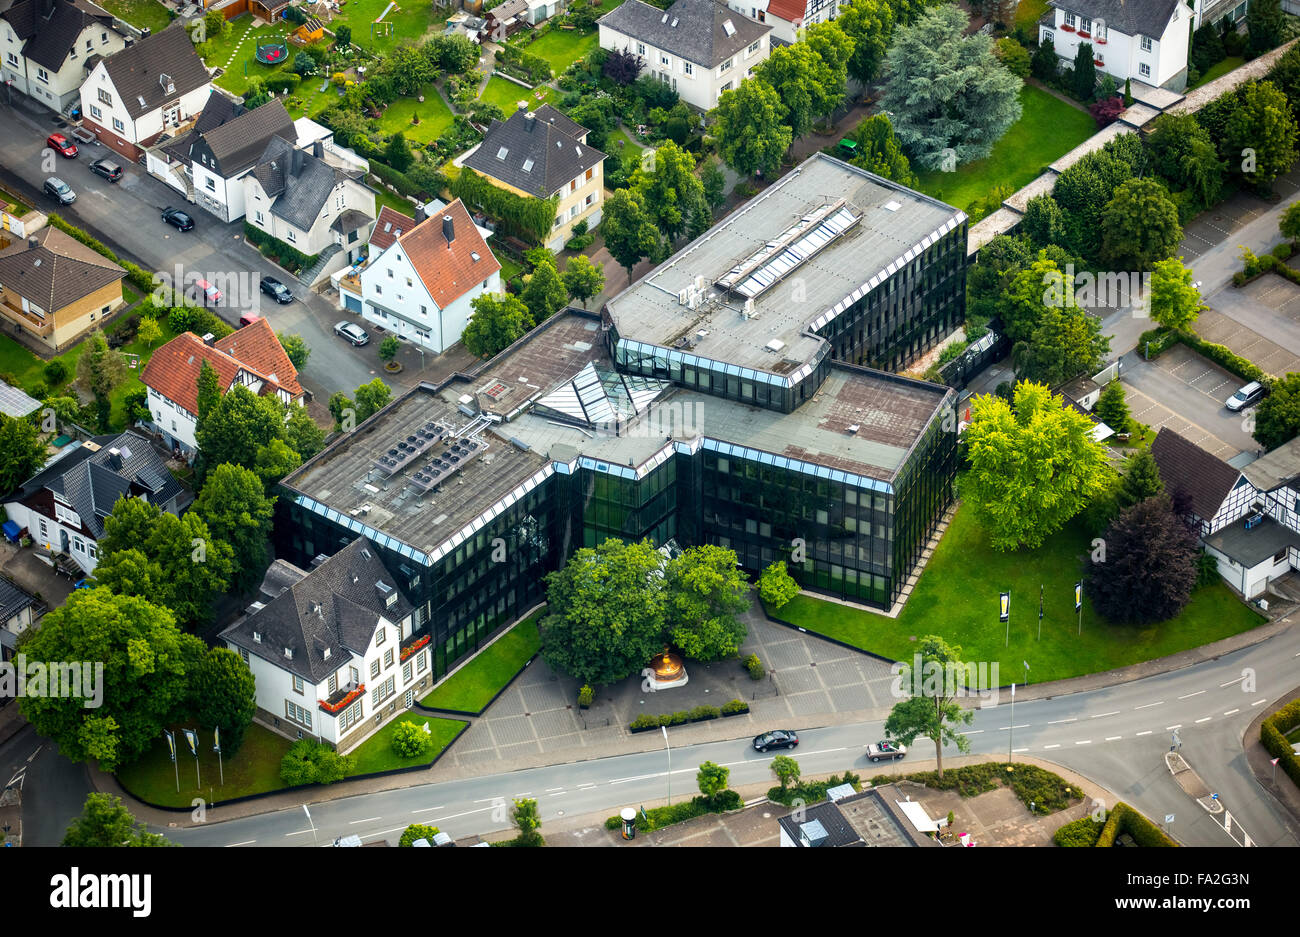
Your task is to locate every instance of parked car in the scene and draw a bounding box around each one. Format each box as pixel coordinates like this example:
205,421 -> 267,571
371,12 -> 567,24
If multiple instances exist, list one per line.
752,730 -> 798,753
260,276 -> 294,304
867,740 -> 907,762
43,177 -> 75,205
1225,381 -> 1266,412
161,207 -> 194,231
193,278 -> 222,305
334,320 -> 369,346
46,133 -> 77,158
239,313 -> 264,328
88,158 -> 123,182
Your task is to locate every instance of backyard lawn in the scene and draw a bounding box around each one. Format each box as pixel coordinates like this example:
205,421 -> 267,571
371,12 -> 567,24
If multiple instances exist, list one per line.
515,25 -> 599,78
1192,56 -> 1246,89
1015,0 -> 1049,30
420,610 -> 543,713
99,0 -> 173,33
480,75 -> 556,113
377,82 -> 456,143
333,0 -> 443,56
915,84 -> 1095,214
1,186 -> 31,216
202,17 -> 295,96
347,714 -> 467,774
774,503 -> 1268,684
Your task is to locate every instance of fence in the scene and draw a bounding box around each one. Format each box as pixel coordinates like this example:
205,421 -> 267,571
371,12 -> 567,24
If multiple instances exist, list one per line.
935,328 -> 1011,390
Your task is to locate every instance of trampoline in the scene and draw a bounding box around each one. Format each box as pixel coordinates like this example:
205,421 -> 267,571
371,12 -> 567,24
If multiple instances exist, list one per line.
255,42 -> 289,65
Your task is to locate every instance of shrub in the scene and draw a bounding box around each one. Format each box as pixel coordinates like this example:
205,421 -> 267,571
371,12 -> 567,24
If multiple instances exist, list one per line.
243,222 -> 319,275
1273,241 -> 1295,261
391,720 -> 433,758
766,770 -> 861,806
689,705 -> 720,721
1262,698 -> 1300,789
399,823 -> 441,846
602,791 -> 741,833
744,653 -> 765,680
264,73 -> 302,94
43,360 -> 67,385
630,713 -> 660,730
1054,816 -> 1104,847
578,684 -> 594,707
1095,802 -> 1178,846
721,698 -> 749,715
279,739 -> 354,786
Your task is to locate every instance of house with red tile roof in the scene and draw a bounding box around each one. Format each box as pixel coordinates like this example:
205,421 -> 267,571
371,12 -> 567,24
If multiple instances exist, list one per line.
356,198 -> 501,353
721,0 -> 835,46
140,316 -> 304,456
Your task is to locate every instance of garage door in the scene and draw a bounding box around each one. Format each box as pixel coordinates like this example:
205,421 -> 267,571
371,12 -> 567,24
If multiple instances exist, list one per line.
344,294 -> 362,314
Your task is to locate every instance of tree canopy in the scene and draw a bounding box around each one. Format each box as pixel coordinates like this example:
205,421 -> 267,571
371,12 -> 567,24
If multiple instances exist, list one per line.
883,635 -> 973,778
711,78 -> 791,178
1085,494 -> 1199,624
63,793 -> 173,847
193,462 -> 275,594
463,293 -> 533,359
0,413 -> 44,495
665,545 -> 750,660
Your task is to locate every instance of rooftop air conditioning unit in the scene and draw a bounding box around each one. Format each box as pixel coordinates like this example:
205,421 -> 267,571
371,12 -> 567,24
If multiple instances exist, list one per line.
677,287 -> 689,305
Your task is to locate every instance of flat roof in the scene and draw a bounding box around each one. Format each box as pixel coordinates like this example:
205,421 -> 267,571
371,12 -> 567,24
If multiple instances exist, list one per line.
605,153 -> 964,374
1206,515 -> 1300,569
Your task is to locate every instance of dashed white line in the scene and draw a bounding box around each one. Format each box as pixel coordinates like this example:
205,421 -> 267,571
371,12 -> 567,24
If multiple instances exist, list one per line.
1090,711 -> 1120,719
546,788 -> 565,793
1134,701 -> 1164,710
1195,717 -> 1212,724
1105,736 -> 1122,741
1223,709 -> 1240,716
1048,718 -> 1077,725
224,840 -> 256,847
411,806 -> 445,814
1166,725 -> 1183,731
578,782 -> 597,788
513,792 -> 532,798
1136,730 -> 1153,736
999,724 -> 1031,730
1220,678 -> 1246,687
609,774 -> 661,784
1012,748 -> 1029,753
425,805 -> 496,823
1044,744 -> 1061,750
1177,691 -> 1206,700
963,730 -> 984,735
803,747 -> 847,755
285,830 -> 313,837
1075,740 -> 1092,745
349,817 -> 381,824
1252,699 -> 1268,706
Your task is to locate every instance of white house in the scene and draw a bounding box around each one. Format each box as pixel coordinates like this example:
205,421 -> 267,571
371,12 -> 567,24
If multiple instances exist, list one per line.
1151,427 -> 1300,601
79,23 -> 214,162
220,537 -> 436,753
0,0 -> 126,115
723,0 -> 838,47
139,316 -> 305,456
1,430 -> 192,576
0,579 -> 40,663
358,197 -> 501,354
598,0 -> 772,110
1038,0 -> 1194,92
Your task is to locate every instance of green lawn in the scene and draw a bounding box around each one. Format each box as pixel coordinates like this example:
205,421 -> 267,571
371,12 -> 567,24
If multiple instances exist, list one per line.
499,255 -> 524,283
116,723 -> 293,808
1286,724 -> 1300,743
202,18 -> 296,96
1,186 -> 32,215
377,82 -> 455,143
1192,56 -> 1246,89
372,186 -> 418,217
915,84 -> 1096,214
607,125 -> 644,163
479,75 -> 556,113
1015,0 -> 1049,30
775,503 -> 1268,684
99,0 -> 173,33
420,611 -> 543,713
347,715 -> 467,774
515,25 -> 599,78
334,0 -> 442,56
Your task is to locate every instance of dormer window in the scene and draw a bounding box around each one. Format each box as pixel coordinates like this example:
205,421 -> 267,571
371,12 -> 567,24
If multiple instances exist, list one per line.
284,647 -> 294,660
252,631 -> 262,643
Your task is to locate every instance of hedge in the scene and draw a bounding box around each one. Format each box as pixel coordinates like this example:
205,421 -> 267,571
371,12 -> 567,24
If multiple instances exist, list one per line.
495,44 -> 552,83
368,158 -> 426,201
1137,324 -> 1267,383
47,213 -> 156,294
1094,802 -> 1178,847
264,73 -> 302,94
628,704 -> 723,730
1054,815 -> 1104,847
1261,698 -> 1300,789
767,771 -> 861,807
243,222 -> 319,275
870,763 -> 1084,815
602,790 -> 743,833
449,166 -> 557,244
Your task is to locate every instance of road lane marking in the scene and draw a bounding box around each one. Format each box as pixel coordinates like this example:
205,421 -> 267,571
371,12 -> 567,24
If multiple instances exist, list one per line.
1075,740 -> 1092,745
1090,712 -> 1120,719
1013,748 -> 1029,753
1134,702 -> 1164,710
350,817 -> 381,824
999,724 -> 1031,730
285,830 -> 313,837
578,782 -> 597,788
1223,709 -> 1240,716
1195,717 -> 1212,723
1177,691 -> 1205,700
964,730 -> 983,735
1252,699 -> 1268,706
426,805 -> 497,823
546,788 -> 565,793
1166,725 -> 1182,730
610,774 -> 660,784
1105,736 -> 1122,741
1136,730 -> 1153,736
1220,678 -> 1246,687
473,797 -> 499,803
224,840 -> 256,847
803,747 -> 847,755
1044,744 -> 1061,749
411,806 -> 445,813
513,792 -> 532,798
1047,718 -> 1077,724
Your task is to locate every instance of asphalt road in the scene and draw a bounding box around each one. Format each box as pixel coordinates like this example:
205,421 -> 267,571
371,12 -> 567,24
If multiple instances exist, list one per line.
0,97 -> 380,402
0,720 -> 89,846
160,626 -> 1300,848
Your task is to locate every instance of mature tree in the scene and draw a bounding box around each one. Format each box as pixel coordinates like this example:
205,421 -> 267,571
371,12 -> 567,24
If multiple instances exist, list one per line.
994,35 -> 1031,78
192,647 -> 256,755
512,797 -> 543,846
328,391 -> 354,431
63,793 -> 173,847
602,47 -> 642,85
463,293 -> 533,358
1116,448 -> 1164,511
1255,372 -> 1300,450
292,51 -> 316,77
384,131 -> 413,173
20,587 -> 204,770
253,437 -> 301,489
695,760 -> 731,801
1021,194 -> 1066,248
1148,257 -> 1205,332
77,329 -> 126,401
1053,151 -> 1133,260
277,332 -> 310,369
538,538 -> 667,686
1100,178 -> 1183,271
879,4 -> 1022,170
1002,251 -> 1069,343
426,33 -> 479,73
1248,0 -> 1286,56
1224,80 -> 1299,192
334,23 -> 351,47
837,0 -> 894,85
281,405 -> 323,462
1014,305 -> 1110,387
562,253 -> 605,308
758,26 -> 849,138
601,188 -> 661,282
521,257 -> 568,322
137,316 -> 162,349
884,635 -> 974,779
770,754 -> 800,789
354,378 -> 393,423
1281,200 -> 1300,242
399,823 -> 441,847
1093,380 -> 1130,433
700,156 -> 727,210
712,78 -> 791,178
1086,494 -> 1199,624
1073,41 -> 1097,100
964,381 -> 1111,550
1147,113 -> 1224,209
1031,35 -> 1058,81
193,463 -> 275,594
632,140 -> 708,243
195,384 -> 285,476
0,412 -> 45,494
196,359 -> 220,431
846,114 -> 917,187
379,42 -> 436,95
664,545 -> 749,661
758,559 -> 799,609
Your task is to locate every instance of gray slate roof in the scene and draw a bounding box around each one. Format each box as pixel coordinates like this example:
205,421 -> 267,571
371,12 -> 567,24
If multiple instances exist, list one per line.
1242,435 -> 1300,493
100,23 -> 211,120
1047,0 -> 1182,38
220,538 -> 416,684
598,0 -> 770,68
2,0 -> 115,72
462,107 -> 605,199
1205,515 -> 1300,569
187,98 -> 296,178
251,136 -> 348,232
0,578 -> 37,625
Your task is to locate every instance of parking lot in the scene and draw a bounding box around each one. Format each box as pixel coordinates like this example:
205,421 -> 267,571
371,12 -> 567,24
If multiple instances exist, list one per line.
1178,166 -> 1300,263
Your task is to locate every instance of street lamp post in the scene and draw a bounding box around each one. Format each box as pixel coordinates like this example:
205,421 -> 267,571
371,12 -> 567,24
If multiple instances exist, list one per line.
302,804 -> 319,848
1008,683 -> 1016,764
661,725 -> 671,806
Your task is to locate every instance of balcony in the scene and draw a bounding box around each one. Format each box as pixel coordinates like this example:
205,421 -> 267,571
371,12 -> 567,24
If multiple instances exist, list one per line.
0,298 -> 53,337
319,682 -> 365,714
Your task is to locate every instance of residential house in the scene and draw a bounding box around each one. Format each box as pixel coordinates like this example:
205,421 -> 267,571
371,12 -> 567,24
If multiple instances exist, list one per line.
598,0 -> 772,110
357,197 -> 501,353
79,23 -> 214,162
242,136 -> 376,274
776,786 -> 936,847
213,0 -> 294,22
1150,427 -> 1300,601
220,537 -> 436,753
461,103 -> 605,252
0,579 -> 40,663
723,0 -> 837,47
0,0 -> 126,114
526,0 -> 564,26
0,226 -> 126,352
139,316 -> 305,456
147,96 -> 297,222
1038,0 -> 1194,92
2,429 -> 192,576
333,203 -> 415,315
485,0 -> 530,38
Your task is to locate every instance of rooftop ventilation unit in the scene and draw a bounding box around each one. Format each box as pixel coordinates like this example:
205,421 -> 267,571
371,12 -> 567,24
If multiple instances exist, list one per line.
741,297 -> 755,319
847,423 -> 860,434
798,819 -> 829,848
884,200 -> 902,212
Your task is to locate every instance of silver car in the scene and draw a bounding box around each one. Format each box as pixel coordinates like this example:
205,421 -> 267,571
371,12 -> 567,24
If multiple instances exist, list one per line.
334,320 -> 369,346
43,177 -> 75,205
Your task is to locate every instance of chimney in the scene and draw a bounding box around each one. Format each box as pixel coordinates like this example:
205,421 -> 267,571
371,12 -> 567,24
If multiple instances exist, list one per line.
107,447 -> 122,469
290,148 -> 304,176
442,214 -> 454,247
201,332 -> 215,345
27,237 -> 38,250
516,100 -> 528,112
40,0 -> 53,19
312,140 -> 324,159
524,111 -> 535,131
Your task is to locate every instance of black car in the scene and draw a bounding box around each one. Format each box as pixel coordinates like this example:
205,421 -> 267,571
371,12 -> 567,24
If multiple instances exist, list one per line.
752,730 -> 798,753
161,207 -> 194,231
260,276 -> 294,304
88,158 -> 122,182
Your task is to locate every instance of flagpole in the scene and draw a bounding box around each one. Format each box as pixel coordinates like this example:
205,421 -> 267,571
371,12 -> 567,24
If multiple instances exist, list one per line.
1038,584 -> 1043,641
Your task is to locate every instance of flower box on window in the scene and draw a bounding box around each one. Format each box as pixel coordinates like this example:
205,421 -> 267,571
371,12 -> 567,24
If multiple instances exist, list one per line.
400,633 -> 430,662
1094,59 -> 1105,66
1095,36 -> 1107,44
319,683 -> 365,714
1059,24 -> 1075,32
1077,31 -> 1091,38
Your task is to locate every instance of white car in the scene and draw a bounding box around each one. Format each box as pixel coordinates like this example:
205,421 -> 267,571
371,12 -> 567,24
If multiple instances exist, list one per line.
334,321 -> 369,346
